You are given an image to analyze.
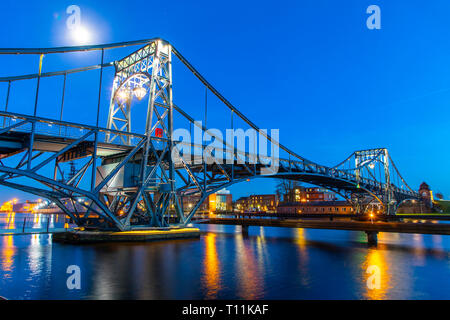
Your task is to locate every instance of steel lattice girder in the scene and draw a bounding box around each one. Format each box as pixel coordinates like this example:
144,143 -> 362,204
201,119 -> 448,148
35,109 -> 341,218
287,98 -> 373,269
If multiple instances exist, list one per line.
0,39 -> 423,229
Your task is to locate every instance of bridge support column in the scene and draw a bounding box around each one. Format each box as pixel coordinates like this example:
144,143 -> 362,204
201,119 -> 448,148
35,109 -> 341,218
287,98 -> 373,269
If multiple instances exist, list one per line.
241,225 -> 249,236
365,231 -> 378,246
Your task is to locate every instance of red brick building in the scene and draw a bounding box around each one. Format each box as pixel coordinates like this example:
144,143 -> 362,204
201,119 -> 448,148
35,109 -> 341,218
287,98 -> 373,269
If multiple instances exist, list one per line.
286,187 -> 337,203
277,200 -> 353,214
235,194 -> 278,213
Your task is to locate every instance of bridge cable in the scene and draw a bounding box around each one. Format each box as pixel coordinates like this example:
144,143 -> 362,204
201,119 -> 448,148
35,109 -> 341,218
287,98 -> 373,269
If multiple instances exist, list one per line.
0,38 -> 161,55
170,45 -> 315,165
96,49 -> 105,127
58,73 -> 67,137
231,110 -> 234,178
204,87 -> 208,191
60,74 -> 66,122
33,54 -> 44,116
3,81 -> 11,127
0,63 -> 114,83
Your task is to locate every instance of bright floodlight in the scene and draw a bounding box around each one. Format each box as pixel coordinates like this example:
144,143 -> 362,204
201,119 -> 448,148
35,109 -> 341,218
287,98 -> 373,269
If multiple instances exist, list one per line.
133,87 -> 147,100
71,26 -> 91,44
117,89 -> 131,102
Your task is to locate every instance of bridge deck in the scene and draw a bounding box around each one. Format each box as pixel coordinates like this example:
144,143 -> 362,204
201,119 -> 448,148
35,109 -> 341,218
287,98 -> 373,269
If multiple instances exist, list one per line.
0,228 -> 68,235
200,218 -> 450,235
0,131 -> 134,160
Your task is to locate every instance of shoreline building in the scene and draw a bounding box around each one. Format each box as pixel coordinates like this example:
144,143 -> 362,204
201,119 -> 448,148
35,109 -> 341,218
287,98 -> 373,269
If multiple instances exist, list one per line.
285,186 -> 337,203
277,186 -> 352,214
235,194 -> 278,213
397,181 -> 434,214
277,200 -> 353,214
182,189 -> 232,214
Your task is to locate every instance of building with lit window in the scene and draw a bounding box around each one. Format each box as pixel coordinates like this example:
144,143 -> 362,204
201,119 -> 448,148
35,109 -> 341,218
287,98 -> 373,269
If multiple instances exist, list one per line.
396,182 -> 434,213
285,186 -> 336,203
234,194 -> 278,213
235,197 -> 249,212
277,200 -> 353,214
182,189 -> 232,214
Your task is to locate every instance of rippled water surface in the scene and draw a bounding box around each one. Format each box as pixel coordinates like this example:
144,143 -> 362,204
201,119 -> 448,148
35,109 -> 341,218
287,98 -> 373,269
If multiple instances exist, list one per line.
0,215 -> 449,299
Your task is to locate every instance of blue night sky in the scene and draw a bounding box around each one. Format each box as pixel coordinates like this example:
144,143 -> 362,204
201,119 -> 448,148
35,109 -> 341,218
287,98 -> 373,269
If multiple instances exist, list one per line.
0,0 -> 449,202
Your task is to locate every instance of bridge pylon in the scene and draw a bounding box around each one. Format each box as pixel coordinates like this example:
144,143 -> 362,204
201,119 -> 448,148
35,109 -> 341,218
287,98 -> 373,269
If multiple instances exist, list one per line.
333,148 -> 418,216
103,39 -> 183,228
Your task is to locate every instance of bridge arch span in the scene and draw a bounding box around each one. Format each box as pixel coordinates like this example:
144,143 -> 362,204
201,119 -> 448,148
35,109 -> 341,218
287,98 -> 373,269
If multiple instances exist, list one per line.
180,170 -> 387,224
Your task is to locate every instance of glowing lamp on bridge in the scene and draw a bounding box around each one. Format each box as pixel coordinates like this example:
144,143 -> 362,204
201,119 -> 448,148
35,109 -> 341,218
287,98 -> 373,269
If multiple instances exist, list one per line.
133,86 -> 147,100
155,128 -> 163,138
117,89 -> 131,102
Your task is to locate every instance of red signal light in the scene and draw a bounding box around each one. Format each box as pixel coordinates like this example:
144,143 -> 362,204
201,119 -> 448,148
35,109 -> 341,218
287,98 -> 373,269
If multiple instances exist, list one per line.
155,128 -> 163,138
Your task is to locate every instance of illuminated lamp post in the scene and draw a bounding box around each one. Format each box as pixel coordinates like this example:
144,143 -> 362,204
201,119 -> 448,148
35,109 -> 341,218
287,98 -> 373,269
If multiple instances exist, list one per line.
133,86 -> 147,100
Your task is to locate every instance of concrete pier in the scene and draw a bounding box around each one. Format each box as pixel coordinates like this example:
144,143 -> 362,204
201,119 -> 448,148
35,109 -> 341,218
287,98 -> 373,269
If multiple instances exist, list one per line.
53,227 -> 200,243
365,231 -> 378,246
201,217 -> 450,246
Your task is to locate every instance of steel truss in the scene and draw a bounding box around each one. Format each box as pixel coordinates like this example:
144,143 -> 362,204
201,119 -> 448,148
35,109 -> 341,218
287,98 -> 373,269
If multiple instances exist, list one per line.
104,39 -> 185,228
0,39 -> 422,232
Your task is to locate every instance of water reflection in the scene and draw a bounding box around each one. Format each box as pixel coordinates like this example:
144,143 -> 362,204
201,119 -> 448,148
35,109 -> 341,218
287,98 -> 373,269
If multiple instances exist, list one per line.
294,228 -> 308,258
0,213 -> 69,231
202,233 -> 221,299
235,231 -> 263,299
0,224 -> 449,299
29,234 -> 43,274
5,212 -> 15,229
362,247 -> 390,300
1,235 -> 15,274
255,227 -> 269,271
294,228 -> 311,287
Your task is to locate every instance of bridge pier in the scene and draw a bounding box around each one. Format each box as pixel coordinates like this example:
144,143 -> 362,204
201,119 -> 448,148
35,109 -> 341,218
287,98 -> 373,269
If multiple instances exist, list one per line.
53,228 -> 201,243
241,225 -> 249,236
365,231 -> 378,246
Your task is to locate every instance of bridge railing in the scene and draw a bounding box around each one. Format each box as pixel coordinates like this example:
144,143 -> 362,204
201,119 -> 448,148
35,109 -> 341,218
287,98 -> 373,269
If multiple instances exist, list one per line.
0,111 -> 145,147
0,212 -> 72,235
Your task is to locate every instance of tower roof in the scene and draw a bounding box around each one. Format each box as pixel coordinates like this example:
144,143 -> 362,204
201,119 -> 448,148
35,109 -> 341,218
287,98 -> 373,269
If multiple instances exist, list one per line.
419,182 -> 430,190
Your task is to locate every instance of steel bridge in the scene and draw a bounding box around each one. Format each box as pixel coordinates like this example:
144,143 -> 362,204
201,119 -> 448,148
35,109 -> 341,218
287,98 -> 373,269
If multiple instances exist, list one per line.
0,38 -> 420,231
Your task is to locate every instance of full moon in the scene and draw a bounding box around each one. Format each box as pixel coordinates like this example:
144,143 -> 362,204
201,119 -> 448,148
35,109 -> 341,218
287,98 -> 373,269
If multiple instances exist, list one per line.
70,26 -> 91,44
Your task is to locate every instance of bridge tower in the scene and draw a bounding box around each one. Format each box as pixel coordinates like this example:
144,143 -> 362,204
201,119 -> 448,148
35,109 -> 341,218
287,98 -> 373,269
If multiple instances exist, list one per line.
351,148 -> 397,215
103,39 -> 183,227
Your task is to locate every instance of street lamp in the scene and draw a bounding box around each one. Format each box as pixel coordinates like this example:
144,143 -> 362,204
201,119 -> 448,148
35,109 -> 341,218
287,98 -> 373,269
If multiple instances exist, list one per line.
133,86 -> 147,100
117,89 -> 131,102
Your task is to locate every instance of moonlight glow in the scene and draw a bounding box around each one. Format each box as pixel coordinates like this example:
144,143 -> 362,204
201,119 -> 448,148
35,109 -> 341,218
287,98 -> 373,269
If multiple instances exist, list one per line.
70,26 -> 92,44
